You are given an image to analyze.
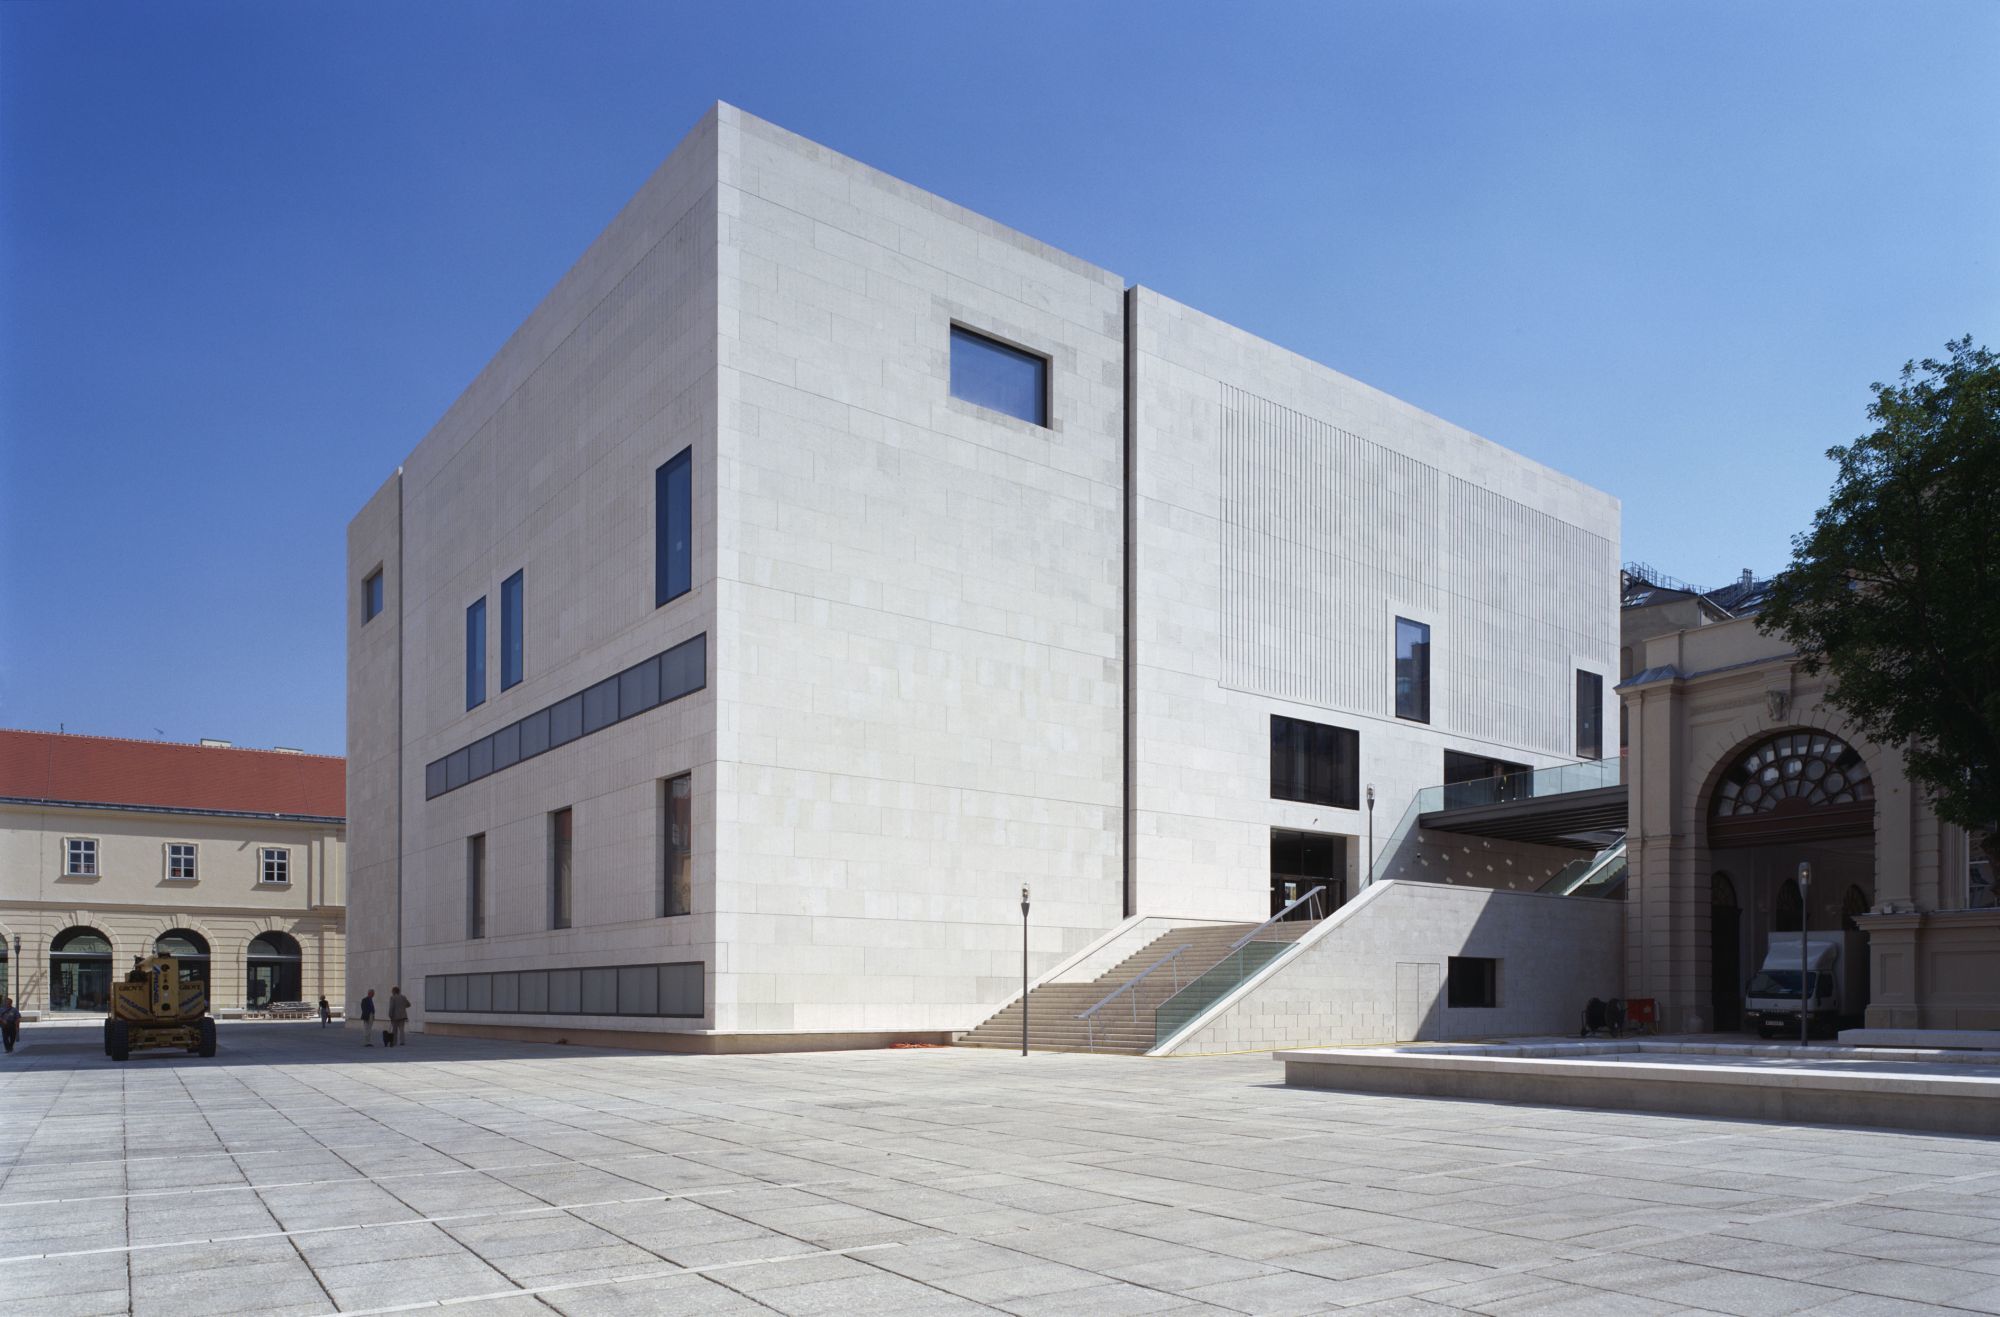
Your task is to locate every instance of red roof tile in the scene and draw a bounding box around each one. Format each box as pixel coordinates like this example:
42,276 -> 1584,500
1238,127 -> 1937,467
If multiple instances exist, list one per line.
0,730 -> 344,820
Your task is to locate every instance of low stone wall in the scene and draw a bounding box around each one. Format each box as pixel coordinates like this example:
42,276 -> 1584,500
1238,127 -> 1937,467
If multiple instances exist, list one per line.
1163,880 -> 1624,1054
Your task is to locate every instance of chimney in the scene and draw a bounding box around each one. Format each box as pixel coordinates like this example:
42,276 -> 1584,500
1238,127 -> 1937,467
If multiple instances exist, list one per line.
1740,568 -> 1753,588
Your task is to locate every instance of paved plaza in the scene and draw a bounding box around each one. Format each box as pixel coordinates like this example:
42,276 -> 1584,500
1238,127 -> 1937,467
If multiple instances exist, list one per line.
3,1024 -> 2000,1315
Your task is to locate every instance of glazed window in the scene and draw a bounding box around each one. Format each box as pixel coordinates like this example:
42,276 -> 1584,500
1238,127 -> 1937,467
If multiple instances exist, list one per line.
950,326 -> 1048,426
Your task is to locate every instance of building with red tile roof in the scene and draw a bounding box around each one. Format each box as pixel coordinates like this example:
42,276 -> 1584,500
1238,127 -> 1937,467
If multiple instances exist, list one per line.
1,730 -> 346,1018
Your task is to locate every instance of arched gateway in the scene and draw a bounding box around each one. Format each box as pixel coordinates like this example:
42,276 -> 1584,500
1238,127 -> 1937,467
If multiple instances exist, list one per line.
1703,729 -> 1876,1030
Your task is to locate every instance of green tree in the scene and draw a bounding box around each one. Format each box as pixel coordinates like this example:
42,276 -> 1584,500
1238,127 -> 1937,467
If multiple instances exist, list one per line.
1760,337 -> 2000,873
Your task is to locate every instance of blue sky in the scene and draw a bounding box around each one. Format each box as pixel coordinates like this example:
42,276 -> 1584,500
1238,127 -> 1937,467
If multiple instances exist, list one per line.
3,1 -> 1994,755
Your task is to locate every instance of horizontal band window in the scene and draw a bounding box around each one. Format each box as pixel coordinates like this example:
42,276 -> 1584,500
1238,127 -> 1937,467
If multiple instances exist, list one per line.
426,634 -> 706,800
424,961 -> 703,1019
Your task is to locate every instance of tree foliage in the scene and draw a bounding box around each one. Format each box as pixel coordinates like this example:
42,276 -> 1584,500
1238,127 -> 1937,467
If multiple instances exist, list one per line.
1759,337 -> 2000,870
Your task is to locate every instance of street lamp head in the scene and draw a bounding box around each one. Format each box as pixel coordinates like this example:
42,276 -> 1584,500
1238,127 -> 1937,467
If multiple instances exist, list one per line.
1797,860 -> 1812,889
1366,784 -> 1375,808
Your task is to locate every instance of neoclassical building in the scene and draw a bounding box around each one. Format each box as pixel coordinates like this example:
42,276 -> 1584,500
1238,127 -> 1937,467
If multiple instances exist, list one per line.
1622,615 -> 1995,1032
0,730 -> 346,1014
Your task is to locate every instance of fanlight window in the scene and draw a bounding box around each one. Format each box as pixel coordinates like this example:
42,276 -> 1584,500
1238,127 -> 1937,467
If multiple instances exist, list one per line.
1712,731 -> 1872,819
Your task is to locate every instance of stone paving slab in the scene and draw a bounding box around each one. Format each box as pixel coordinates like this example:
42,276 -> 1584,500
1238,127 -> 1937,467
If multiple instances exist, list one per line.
4,1021 -> 2000,1314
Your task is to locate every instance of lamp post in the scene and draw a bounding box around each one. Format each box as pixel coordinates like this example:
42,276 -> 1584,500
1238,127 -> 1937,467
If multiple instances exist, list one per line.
1365,784 -> 1376,887
1797,860 -> 1813,1046
1020,884 -> 1031,1057
10,933 -> 18,1006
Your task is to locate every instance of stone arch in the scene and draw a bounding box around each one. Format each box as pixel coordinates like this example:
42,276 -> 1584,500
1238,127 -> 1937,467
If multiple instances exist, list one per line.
1692,713 -> 1882,836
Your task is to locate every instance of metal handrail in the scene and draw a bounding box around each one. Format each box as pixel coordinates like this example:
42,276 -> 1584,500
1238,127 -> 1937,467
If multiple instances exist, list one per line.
1076,943 -> 1193,1052
1226,884 -> 1327,952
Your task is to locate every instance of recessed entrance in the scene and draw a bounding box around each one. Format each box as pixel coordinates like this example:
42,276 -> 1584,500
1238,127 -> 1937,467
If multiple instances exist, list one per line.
1705,729 -> 1876,1033
246,931 -> 302,1008
1270,828 -> 1347,920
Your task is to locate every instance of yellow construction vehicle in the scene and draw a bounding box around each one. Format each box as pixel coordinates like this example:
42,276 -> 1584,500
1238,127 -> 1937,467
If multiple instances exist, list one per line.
104,955 -> 216,1061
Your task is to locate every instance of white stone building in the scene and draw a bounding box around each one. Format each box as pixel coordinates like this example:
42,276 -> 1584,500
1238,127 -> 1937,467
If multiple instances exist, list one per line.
347,104 -> 1619,1049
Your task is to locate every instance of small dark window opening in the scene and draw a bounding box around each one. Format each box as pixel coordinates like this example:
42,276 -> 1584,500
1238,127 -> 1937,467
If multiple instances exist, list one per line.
467,834 -> 486,941
1576,670 -> 1604,760
949,326 -> 1049,427
1447,956 -> 1498,1008
466,597 -> 487,711
1395,617 -> 1430,723
500,570 -> 524,690
550,807 -> 573,930
363,569 -> 384,623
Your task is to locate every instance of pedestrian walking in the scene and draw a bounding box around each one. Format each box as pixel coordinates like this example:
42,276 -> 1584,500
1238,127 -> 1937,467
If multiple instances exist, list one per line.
0,997 -> 20,1054
388,986 -> 410,1046
360,989 -> 376,1046
318,996 -> 331,1028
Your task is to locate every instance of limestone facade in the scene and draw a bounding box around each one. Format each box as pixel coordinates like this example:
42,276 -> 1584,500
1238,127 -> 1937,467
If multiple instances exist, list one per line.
348,104 -> 1621,1046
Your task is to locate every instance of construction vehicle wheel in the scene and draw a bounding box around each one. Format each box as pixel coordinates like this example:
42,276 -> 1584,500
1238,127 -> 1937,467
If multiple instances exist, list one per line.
197,1018 -> 217,1058
104,1019 -> 115,1056
107,1019 -> 131,1063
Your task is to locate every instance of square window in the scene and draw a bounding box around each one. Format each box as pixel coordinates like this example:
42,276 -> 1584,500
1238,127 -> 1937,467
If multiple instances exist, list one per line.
363,568 -> 384,623
1269,716 -> 1360,809
518,971 -> 549,1013
468,736 -> 494,781
618,965 -> 658,1015
425,977 -> 444,1012
548,969 -> 581,1014
492,972 -> 519,1012
664,634 -> 706,700
467,973 -> 493,1012
446,747 -> 471,791
64,837 -> 98,877
259,848 -> 290,885
425,759 -> 449,799
950,326 -> 1048,426
445,975 -> 468,1012
1447,957 -> 1498,1009
166,843 -> 198,881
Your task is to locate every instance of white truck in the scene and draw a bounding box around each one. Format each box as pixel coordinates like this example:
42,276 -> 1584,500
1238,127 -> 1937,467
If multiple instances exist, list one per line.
1742,931 -> 1865,1039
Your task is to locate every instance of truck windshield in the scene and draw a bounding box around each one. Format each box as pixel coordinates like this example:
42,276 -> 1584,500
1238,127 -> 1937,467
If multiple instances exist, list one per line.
1747,969 -> 1808,997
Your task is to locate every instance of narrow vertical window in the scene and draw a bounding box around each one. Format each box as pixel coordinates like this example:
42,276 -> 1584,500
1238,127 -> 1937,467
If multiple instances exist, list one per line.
664,773 -> 692,917
1576,670 -> 1604,760
500,570 -> 524,690
550,807 -> 572,930
655,447 -> 692,607
1394,618 -> 1431,723
467,834 -> 486,940
363,569 -> 384,623
466,597 -> 487,710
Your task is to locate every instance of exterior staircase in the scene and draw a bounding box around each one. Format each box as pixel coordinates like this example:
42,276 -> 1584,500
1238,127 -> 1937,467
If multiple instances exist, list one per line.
957,919 -> 1318,1055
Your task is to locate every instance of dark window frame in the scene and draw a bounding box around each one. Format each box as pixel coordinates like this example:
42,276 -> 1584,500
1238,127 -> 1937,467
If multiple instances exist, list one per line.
1576,669 -> 1604,760
664,772 -> 692,917
500,570 -> 524,691
1269,714 -> 1361,810
1447,956 -> 1499,1009
424,960 -> 704,1019
424,634 -> 707,800
362,568 -> 384,624
467,834 -> 486,941
550,807 -> 573,931
949,324 -> 1050,428
466,596 -> 487,711
1394,617 -> 1431,724
656,447 -> 693,608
